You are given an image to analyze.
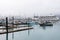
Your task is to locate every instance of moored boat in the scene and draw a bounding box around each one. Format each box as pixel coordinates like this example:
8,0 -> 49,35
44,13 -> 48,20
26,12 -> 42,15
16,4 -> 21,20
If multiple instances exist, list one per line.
39,21 -> 53,26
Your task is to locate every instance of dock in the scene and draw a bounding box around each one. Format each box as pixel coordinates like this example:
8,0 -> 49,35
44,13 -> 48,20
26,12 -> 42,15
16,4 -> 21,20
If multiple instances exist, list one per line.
0,27 -> 33,34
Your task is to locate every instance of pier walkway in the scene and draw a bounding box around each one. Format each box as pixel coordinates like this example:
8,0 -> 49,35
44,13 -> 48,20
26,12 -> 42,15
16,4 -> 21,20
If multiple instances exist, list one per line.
0,27 -> 33,34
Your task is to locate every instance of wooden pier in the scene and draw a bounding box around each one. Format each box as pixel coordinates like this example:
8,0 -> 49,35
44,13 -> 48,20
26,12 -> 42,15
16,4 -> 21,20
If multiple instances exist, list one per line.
0,27 -> 33,34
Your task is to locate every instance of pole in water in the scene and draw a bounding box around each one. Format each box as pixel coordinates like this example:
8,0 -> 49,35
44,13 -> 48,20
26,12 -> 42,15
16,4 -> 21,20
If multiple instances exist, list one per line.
27,21 -> 30,36
12,17 -> 14,40
6,17 -> 8,40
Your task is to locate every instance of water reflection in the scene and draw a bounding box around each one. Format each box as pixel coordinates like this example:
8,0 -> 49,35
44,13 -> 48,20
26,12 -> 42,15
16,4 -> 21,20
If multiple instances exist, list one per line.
41,26 -> 46,30
12,33 -> 14,40
0,21 -> 60,40
6,33 -> 8,40
28,30 -> 30,36
40,26 -> 53,30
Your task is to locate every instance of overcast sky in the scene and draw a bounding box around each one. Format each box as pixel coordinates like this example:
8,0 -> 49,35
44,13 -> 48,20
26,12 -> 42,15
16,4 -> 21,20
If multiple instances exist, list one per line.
0,0 -> 60,17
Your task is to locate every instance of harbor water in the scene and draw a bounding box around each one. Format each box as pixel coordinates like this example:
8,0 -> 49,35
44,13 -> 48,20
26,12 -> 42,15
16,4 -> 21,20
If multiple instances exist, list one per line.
0,21 -> 60,40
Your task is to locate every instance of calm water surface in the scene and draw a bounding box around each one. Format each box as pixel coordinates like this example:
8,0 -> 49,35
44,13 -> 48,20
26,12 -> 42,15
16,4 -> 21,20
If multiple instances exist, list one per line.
0,22 -> 60,40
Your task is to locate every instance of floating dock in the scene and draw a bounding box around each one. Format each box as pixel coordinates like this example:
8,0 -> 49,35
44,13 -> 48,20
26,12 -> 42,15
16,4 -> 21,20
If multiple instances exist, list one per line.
0,27 -> 33,34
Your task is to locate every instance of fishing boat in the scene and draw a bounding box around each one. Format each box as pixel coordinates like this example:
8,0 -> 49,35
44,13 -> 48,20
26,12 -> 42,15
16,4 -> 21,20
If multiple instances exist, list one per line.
39,21 -> 53,26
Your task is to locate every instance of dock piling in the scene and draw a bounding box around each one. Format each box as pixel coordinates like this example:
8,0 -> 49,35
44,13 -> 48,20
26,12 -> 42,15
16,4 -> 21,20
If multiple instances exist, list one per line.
6,17 -> 8,40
